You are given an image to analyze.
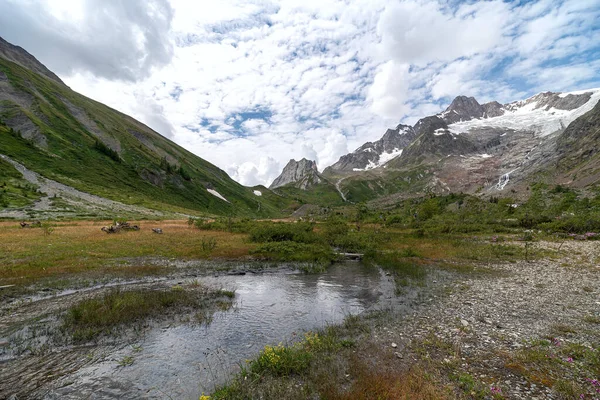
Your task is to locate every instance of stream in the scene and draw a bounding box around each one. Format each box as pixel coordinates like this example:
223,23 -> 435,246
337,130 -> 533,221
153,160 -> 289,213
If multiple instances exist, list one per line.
1,262 -> 435,399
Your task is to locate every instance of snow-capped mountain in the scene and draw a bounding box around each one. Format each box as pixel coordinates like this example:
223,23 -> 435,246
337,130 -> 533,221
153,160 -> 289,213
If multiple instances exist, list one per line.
273,87 -> 600,200
447,89 -> 600,137
316,87 -> 600,201
324,124 -> 416,173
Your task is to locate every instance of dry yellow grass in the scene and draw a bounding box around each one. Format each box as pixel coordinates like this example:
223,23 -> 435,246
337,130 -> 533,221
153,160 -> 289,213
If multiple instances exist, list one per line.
0,220 -> 254,285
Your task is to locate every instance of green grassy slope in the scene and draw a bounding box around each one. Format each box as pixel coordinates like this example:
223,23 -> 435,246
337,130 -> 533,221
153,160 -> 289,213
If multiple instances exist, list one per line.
0,56 -> 293,217
0,155 -> 41,208
273,182 -> 345,207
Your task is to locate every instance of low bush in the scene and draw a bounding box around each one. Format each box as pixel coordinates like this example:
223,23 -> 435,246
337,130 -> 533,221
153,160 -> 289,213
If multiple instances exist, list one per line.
249,222 -> 318,244
251,241 -> 336,263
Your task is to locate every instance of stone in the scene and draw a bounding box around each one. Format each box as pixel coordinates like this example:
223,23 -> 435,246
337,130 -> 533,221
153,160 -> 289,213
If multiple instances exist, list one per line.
270,159 -> 322,190
391,342 -> 397,348
460,319 -> 469,327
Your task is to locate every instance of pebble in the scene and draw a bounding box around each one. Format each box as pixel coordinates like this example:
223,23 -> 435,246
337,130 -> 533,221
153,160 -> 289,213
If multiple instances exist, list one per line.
460,319 -> 469,327
391,342 -> 397,348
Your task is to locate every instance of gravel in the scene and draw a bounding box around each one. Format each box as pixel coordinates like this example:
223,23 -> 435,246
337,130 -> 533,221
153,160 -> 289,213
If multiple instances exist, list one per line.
373,240 -> 600,399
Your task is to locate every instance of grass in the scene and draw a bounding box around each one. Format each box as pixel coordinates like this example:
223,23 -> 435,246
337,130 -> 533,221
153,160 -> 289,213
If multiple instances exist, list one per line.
503,338 -> 600,397
323,362 -> 451,400
251,241 -> 337,263
212,314 -> 504,400
0,220 -> 254,286
0,218 -> 557,292
63,287 -> 195,341
583,315 -> 600,324
62,285 -> 232,341
0,157 -> 42,208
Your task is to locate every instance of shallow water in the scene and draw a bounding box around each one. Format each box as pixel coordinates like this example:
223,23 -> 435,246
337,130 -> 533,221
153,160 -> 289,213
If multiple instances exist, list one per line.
43,262 -> 403,399
1,262 -> 433,399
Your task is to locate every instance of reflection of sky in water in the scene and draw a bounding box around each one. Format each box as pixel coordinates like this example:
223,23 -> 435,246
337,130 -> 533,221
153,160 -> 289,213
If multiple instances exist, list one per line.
52,263 -> 395,399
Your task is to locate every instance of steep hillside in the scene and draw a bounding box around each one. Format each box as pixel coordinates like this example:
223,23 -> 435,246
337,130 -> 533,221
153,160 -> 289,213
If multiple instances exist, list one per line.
556,100 -> 600,187
0,36 -> 291,218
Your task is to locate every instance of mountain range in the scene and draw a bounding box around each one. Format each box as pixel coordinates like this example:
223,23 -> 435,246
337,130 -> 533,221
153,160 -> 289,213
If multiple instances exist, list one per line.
1,34 -> 599,219
271,86 -> 600,204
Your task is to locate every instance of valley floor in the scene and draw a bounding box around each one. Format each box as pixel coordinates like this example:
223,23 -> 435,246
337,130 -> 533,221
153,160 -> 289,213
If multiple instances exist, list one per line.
214,240 -> 599,400
0,220 -> 598,399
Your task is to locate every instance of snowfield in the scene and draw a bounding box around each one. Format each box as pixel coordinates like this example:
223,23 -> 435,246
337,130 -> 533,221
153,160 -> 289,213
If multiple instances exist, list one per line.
450,88 -> 600,137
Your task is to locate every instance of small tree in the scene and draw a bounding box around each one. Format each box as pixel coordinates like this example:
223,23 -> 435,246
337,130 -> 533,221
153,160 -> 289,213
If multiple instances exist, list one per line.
355,202 -> 368,232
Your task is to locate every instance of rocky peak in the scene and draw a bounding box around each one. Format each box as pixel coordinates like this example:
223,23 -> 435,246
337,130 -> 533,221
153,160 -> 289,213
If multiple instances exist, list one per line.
325,124 -> 415,173
439,96 -> 484,124
482,101 -> 505,118
269,158 -> 322,190
0,36 -> 64,85
504,91 -> 594,114
414,116 -> 448,136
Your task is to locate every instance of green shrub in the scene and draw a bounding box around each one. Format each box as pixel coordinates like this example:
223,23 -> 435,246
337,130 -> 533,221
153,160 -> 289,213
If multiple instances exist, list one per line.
320,217 -> 349,244
201,237 -> 217,252
249,342 -> 312,376
251,241 -> 336,263
93,140 -> 120,162
249,222 -> 319,244
330,231 -> 374,253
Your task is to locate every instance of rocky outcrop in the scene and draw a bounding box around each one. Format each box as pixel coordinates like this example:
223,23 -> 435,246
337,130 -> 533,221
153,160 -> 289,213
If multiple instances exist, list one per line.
270,158 -> 322,190
482,101 -> 505,118
506,91 -> 593,112
439,96 -> 484,124
325,125 -> 415,173
556,99 -> 600,175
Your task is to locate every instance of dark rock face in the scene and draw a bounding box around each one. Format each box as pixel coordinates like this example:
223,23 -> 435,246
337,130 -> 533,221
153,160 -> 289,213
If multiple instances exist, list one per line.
326,125 -> 415,172
440,96 -> 484,124
557,99 -> 600,171
270,158 -> 322,189
414,116 -> 447,135
482,101 -> 505,118
0,36 -> 64,85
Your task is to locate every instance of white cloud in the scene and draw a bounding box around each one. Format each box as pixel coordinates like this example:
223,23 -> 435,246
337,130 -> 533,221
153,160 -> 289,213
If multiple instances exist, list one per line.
376,0 -> 510,65
368,61 -> 411,119
0,0 -> 174,81
1,0 -> 598,186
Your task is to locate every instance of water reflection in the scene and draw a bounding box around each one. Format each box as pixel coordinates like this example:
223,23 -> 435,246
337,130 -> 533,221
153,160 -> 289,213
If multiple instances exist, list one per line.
51,262 -> 396,399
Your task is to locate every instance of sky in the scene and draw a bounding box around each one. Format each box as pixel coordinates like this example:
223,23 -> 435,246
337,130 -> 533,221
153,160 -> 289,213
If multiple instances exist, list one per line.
0,0 -> 599,186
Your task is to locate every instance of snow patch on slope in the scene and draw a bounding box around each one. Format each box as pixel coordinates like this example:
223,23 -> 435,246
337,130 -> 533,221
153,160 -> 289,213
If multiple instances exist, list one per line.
353,149 -> 403,171
253,190 -> 262,196
207,189 -> 229,203
379,148 -> 403,165
450,88 -> 600,137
